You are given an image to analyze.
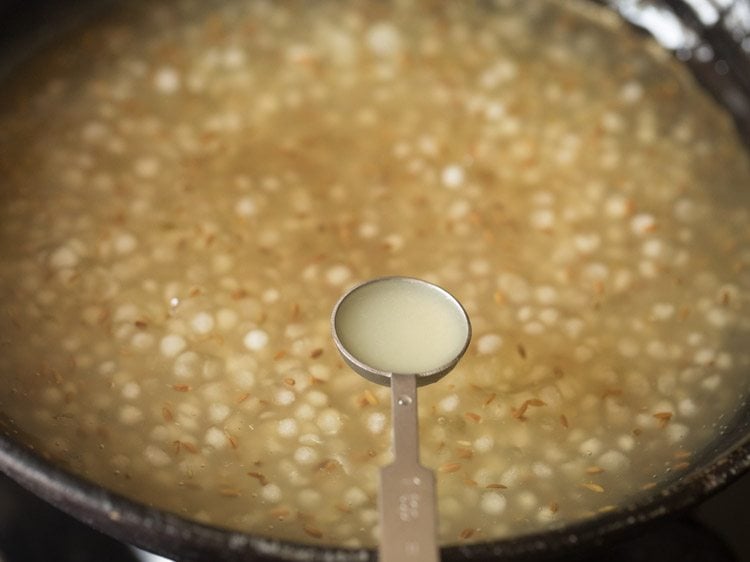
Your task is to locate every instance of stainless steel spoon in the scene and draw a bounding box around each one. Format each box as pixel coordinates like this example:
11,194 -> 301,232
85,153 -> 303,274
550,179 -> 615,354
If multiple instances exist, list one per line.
332,276 -> 471,562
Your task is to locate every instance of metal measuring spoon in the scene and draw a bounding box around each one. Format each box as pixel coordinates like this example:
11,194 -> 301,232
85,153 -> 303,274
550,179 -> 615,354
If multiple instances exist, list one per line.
332,277 -> 471,562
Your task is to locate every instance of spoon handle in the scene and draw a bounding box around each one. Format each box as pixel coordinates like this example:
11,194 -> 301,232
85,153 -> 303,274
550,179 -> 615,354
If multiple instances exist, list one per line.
379,374 -> 439,562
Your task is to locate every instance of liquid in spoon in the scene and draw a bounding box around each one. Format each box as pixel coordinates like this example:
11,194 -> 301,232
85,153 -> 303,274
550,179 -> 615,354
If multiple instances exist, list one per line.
333,276 -> 470,377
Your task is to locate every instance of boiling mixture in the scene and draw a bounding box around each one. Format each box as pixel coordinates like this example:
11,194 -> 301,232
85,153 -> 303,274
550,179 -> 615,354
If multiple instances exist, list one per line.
1,0 -> 749,548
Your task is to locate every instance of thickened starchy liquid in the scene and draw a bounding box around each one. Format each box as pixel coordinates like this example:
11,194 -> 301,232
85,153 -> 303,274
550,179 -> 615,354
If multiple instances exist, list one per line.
334,277 -> 469,375
1,0 -> 749,548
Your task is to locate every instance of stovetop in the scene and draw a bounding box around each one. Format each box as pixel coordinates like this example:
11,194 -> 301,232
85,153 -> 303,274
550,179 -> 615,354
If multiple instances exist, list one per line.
0,470 -> 748,562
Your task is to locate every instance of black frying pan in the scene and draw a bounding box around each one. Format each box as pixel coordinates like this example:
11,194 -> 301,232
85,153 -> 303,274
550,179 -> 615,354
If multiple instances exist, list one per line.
0,0 -> 749,560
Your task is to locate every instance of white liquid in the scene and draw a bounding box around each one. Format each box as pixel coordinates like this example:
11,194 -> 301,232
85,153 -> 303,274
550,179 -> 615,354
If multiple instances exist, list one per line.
335,278 -> 470,374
